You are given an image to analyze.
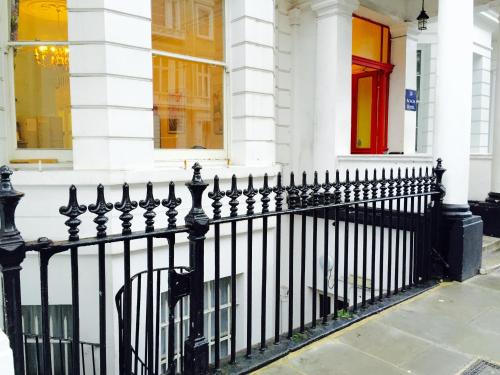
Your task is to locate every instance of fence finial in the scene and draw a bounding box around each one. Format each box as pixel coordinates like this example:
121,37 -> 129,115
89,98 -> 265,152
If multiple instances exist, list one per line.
0,165 -> 25,254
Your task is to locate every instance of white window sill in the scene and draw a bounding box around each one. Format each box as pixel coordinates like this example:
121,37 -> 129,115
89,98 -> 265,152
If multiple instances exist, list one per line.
337,154 -> 434,163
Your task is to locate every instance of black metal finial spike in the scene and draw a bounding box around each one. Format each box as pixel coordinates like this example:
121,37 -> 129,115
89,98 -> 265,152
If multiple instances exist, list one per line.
388,169 -> 396,198
353,169 -> 361,202
139,182 -> 160,232
298,171 -> 309,208
259,174 -> 272,214
371,169 -> 378,200
286,172 -> 300,209
162,182 -> 182,228
243,174 -> 257,215
411,167 -> 417,194
88,184 -> 113,238
424,167 -> 431,192
344,169 -> 352,203
333,170 -> 341,204
60,185 -> 87,241
310,171 -> 321,206
322,170 -> 333,205
362,169 -> 370,201
208,176 -> 225,220
273,172 -> 285,211
114,183 -> 138,235
379,168 -> 387,199
226,175 -> 242,217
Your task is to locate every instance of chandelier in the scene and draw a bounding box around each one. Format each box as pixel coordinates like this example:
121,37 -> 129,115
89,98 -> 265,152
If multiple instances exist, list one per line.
34,45 -> 69,68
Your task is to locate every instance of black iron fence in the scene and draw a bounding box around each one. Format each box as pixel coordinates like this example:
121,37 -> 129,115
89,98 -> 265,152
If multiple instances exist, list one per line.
0,159 -> 446,375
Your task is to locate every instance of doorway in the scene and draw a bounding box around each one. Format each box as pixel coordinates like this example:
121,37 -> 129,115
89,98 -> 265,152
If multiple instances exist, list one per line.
351,15 -> 393,154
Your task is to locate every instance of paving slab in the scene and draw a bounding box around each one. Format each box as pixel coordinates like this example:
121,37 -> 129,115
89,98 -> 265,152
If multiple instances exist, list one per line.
256,269 -> 500,375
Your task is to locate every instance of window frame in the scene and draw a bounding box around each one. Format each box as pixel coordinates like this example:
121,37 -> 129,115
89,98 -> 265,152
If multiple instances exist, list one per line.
4,0 -> 73,163
152,0 -> 230,162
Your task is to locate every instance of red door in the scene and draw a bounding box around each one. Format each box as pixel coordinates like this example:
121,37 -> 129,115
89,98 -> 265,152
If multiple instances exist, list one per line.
351,68 -> 389,154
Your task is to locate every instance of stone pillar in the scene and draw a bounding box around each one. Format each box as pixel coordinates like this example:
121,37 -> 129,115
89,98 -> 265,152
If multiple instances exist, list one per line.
433,0 -> 482,281
311,0 -> 358,173
488,34 -> 500,203
289,7 -> 302,173
68,1 -> 154,170
230,0 -> 275,166
388,24 -> 418,154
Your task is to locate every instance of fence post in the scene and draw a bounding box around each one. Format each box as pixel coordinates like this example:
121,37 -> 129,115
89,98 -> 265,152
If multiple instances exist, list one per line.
184,163 -> 209,374
431,159 -> 446,278
0,166 -> 26,375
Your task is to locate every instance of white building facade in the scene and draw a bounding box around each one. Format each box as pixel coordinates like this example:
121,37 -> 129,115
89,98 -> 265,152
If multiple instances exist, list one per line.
1,0 -> 499,373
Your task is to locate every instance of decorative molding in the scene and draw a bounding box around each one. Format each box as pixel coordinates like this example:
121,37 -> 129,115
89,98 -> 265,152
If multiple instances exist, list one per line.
289,8 -> 302,26
311,0 -> 359,19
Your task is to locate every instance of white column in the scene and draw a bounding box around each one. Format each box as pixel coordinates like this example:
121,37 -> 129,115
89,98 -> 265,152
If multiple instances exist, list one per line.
289,7 -> 301,173
230,0 -> 275,166
311,0 -> 358,173
490,34 -> 500,196
433,0 -> 473,205
388,24 -> 418,154
68,1 -> 154,170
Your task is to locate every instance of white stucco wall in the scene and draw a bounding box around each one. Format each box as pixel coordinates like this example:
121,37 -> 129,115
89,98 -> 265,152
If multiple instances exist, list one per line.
0,329 -> 14,375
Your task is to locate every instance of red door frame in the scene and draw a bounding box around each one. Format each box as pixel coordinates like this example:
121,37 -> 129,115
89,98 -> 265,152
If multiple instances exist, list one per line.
351,56 -> 394,154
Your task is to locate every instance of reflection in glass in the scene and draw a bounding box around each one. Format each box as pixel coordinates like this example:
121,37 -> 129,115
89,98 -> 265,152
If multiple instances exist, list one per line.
14,46 -> 72,149
153,55 -> 224,149
152,0 -> 223,61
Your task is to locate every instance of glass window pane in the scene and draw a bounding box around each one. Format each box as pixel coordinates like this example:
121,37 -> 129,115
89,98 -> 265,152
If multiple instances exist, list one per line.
220,278 -> 228,305
352,17 -> 382,62
355,76 -> 373,149
152,0 -> 224,61
153,55 -> 224,149
14,46 -> 72,149
220,339 -> 228,358
220,308 -> 228,336
12,0 -> 68,41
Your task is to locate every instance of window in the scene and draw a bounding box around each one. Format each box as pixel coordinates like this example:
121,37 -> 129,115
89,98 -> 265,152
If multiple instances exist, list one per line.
159,277 -> 231,372
22,305 -> 73,375
152,0 -> 225,151
9,0 -> 72,151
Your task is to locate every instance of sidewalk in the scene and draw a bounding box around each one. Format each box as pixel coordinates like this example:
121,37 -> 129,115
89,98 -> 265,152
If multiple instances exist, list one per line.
256,269 -> 500,375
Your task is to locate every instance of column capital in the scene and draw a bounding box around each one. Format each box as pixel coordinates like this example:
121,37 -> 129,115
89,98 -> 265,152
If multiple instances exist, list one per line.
390,22 -> 419,41
289,7 -> 302,26
311,0 -> 359,19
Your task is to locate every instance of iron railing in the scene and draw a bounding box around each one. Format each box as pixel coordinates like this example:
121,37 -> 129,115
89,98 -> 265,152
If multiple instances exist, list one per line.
0,159 -> 446,374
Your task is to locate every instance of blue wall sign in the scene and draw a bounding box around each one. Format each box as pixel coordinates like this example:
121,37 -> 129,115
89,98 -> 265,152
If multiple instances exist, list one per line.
405,89 -> 417,111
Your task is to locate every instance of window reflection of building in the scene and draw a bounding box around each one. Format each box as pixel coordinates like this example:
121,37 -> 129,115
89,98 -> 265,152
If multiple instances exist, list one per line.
152,0 -> 224,150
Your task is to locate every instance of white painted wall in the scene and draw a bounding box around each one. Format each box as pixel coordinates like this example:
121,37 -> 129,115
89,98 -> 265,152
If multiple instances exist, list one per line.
0,329 -> 14,375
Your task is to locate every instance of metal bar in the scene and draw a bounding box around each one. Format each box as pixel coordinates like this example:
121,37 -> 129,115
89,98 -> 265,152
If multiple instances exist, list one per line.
246,218 -> 253,357
146,237 -> 154,375
323,206 -> 329,324
260,216 -> 268,351
39,254 -> 52,375
379,170 -> 387,301
409,171 -> 416,287
168,236 -> 175,373
362,170 -> 369,308
92,345 -> 96,375
312,208 -> 318,326
214,223 -> 221,368
352,202 -> 359,312
395,169 -> 402,294
334,204 -> 340,318
134,274 -> 142,375
154,271 -> 161,375
274,215 -> 282,344
70,246 -> 81,375
35,335 -> 41,375
402,169 -> 409,291
288,214 -> 295,337
59,338 -> 64,374
230,221 -> 237,363
370,170 -> 378,303
98,243 -> 107,375
387,171 -> 394,297
81,342 -> 86,375
123,240 -> 132,375
300,212 -> 306,332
